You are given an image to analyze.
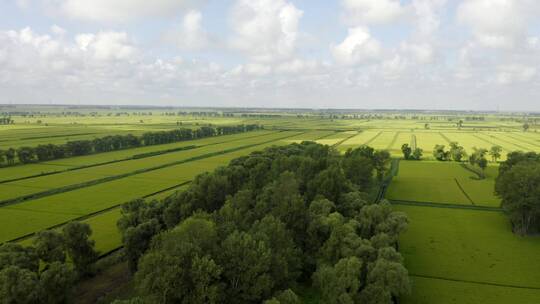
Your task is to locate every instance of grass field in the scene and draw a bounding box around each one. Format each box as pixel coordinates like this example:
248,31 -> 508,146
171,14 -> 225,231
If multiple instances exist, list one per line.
395,205 -> 540,303
2,107 -> 540,304
386,161 -> 500,207
1,130 -> 333,245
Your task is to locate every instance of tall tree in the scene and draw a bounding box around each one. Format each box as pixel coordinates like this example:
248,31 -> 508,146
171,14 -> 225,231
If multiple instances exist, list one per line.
38,262 -> 76,304
401,144 -> 412,160
62,222 -> 98,276
489,146 -> 503,162
33,230 -> 66,264
0,266 -> 39,304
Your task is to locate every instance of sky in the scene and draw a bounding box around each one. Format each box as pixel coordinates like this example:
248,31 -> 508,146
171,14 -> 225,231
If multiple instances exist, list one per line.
1,0 -> 540,111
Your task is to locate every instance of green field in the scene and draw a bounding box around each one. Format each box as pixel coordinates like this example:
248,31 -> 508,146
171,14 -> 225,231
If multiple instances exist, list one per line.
1,106 -> 540,303
396,205 -> 540,303
386,161 -> 500,207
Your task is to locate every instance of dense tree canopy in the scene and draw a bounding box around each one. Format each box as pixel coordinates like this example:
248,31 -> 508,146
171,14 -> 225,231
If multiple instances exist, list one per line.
496,152 -> 540,235
119,142 -> 409,303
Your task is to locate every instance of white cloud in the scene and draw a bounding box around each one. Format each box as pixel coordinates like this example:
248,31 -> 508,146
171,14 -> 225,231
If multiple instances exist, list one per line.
230,0 -> 303,63
51,0 -> 204,22
50,25 -> 67,36
331,26 -> 381,65
342,0 -> 406,25
400,42 -> 435,64
75,31 -> 137,61
495,64 -> 537,84
411,0 -> 446,37
164,10 -> 210,50
457,0 -> 537,49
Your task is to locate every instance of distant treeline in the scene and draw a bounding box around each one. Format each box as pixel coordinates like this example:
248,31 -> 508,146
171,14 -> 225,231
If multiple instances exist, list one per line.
0,124 -> 262,166
0,117 -> 14,125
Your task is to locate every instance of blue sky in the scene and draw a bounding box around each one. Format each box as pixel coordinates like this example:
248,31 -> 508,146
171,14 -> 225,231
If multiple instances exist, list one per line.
0,0 -> 539,111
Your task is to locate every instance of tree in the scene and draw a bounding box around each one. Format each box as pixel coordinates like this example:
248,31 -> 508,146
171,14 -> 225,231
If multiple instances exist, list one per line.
313,257 -> 363,304
495,161 -> 540,235
373,150 -> 391,181
135,217 -> 222,304
218,231 -> 273,303
489,146 -> 503,162
433,145 -> 449,161
411,148 -> 423,160
523,122 -> 530,132
5,148 -> 16,165
16,147 -> 36,164
449,142 -> 466,162
123,219 -> 161,273
38,262 -> 76,304
401,144 -> 412,160
33,230 -> 65,264
62,222 -> 98,276
0,150 -> 5,166
0,243 -> 39,273
0,266 -> 39,304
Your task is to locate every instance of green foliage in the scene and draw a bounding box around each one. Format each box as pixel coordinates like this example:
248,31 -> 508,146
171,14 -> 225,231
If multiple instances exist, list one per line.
401,144 -> 412,160
120,142 -> 408,304
0,244 -> 39,273
33,230 -> 66,264
62,222 -> 98,276
496,154 -> 540,235
0,266 -> 39,304
38,262 -> 76,304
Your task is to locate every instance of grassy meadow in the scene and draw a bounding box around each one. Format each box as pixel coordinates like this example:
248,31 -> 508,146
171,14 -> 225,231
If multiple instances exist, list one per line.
1,106 -> 539,303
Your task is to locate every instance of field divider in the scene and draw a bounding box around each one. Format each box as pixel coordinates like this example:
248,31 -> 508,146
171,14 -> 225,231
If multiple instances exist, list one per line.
364,131 -> 383,146
331,131 -> 359,148
486,134 -> 529,151
472,134 -> 511,152
0,130 -> 279,184
454,178 -> 475,205
4,180 -> 194,245
0,131 -> 304,208
386,132 -> 400,150
505,133 -> 540,148
439,132 -> 452,144
409,273 -> 540,290
390,199 -> 502,212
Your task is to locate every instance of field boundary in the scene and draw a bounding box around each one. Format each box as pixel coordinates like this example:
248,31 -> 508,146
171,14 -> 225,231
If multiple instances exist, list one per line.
0,130 -> 278,184
453,178 -> 475,205
0,131 -> 303,208
364,131 -> 383,146
410,274 -> 540,290
386,132 -> 401,150
332,131 -> 359,148
472,134 -> 511,152
439,132 -> 452,144
390,199 -> 502,212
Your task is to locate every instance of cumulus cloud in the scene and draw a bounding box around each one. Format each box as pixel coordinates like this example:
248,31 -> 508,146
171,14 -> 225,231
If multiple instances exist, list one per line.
342,0 -> 406,25
331,26 -> 381,65
457,0 -> 538,49
229,0 -> 303,63
164,10 -> 210,50
75,31 -> 137,61
49,0 -> 204,22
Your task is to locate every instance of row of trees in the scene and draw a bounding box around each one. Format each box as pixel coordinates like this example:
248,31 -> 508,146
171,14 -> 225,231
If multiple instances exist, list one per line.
495,152 -> 540,235
116,142 -> 408,303
0,117 -> 13,125
0,221 -> 99,303
401,144 -> 423,160
0,124 -> 261,166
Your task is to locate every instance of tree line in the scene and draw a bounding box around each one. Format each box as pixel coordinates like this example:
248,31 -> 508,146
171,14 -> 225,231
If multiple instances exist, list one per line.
495,152 -> 540,235
115,142 -> 409,304
0,117 -> 14,125
0,124 -> 261,166
0,221 -> 99,303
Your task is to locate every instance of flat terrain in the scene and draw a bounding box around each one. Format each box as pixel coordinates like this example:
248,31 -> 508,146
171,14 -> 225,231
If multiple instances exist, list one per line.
387,161 -> 540,304
1,107 -> 539,303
